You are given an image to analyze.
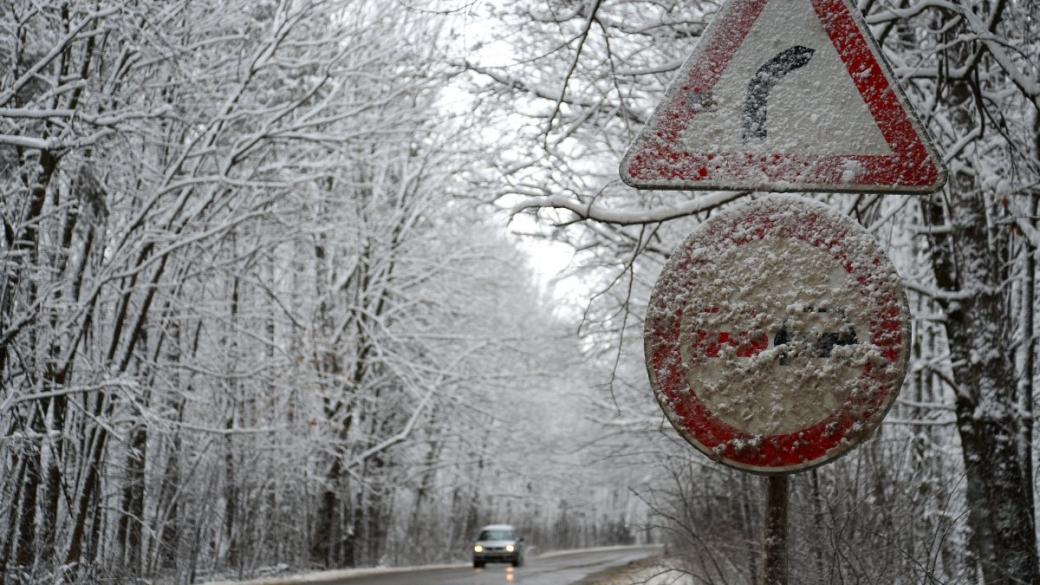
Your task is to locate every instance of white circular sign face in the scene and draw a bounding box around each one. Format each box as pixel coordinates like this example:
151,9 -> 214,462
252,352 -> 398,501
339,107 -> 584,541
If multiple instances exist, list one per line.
644,196 -> 910,474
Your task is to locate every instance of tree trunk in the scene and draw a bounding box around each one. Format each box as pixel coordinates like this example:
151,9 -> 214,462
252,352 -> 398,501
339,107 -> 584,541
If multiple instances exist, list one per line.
922,190 -> 1040,584
117,426 -> 148,574
223,412 -> 239,570
156,427 -> 182,572
14,408 -> 43,575
0,457 -> 28,585
312,458 -> 341,567
65,423 -> 105,568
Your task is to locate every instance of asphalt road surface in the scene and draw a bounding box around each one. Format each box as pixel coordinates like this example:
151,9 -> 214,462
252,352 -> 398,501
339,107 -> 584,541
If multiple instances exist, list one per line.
320,546 -> 662,585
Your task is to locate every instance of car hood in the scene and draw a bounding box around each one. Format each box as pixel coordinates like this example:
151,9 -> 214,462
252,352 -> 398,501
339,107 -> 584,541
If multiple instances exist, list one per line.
475,540 -> 516,547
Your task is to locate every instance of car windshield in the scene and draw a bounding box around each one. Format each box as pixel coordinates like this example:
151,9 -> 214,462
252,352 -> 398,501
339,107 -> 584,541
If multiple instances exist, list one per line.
477,529 -> 514,541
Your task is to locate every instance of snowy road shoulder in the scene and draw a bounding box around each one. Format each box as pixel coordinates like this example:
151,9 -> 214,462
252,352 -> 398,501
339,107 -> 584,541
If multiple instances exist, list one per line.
198,562 -> 468,585
577,557 -> 695,585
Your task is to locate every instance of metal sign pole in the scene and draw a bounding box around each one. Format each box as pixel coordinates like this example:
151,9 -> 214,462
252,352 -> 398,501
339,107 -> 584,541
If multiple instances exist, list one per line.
764,475 -> 789,585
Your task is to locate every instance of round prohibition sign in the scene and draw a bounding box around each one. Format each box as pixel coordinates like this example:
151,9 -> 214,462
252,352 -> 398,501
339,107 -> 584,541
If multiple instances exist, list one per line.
645,196 -> 910,473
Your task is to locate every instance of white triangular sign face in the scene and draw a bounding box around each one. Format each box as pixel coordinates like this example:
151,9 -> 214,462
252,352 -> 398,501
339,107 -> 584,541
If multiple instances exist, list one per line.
620,0 -> 947,193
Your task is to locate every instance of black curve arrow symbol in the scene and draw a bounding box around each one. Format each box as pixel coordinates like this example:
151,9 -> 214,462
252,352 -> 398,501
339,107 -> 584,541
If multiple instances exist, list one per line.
742,45 -> 815,143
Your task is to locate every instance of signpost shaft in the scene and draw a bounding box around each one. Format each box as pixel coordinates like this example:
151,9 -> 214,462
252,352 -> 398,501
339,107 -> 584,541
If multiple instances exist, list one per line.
764,475 -> 789,585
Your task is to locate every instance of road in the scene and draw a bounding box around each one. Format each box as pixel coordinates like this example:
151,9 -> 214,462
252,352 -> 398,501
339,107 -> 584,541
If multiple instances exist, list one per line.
320,546 -> 662,585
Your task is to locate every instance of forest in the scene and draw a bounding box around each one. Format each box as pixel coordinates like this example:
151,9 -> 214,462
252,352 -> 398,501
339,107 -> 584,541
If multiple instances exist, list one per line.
0,0 -> 1038,584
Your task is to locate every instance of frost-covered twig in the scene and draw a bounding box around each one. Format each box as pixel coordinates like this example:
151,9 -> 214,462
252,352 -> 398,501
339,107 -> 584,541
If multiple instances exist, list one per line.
512,192 -> 747,225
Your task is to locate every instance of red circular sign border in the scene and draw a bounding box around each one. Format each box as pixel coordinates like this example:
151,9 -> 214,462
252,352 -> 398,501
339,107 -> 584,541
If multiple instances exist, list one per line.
644,196 -> 910,474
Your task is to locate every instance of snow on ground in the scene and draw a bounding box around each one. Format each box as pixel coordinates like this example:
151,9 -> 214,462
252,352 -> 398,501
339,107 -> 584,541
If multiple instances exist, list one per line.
199,562 -> 467,585
583,558 -> 697,585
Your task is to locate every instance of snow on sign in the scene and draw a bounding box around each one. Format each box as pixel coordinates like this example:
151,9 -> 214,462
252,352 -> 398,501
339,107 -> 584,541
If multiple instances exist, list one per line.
619,0 -> 947,193
644,197 -> 910,474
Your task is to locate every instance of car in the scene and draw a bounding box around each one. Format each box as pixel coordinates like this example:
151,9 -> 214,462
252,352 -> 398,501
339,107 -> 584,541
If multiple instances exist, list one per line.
472,524 -> 524,568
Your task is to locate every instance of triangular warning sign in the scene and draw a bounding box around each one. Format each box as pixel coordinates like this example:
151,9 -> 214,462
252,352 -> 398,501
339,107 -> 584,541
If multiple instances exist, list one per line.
620,0 -> 947,193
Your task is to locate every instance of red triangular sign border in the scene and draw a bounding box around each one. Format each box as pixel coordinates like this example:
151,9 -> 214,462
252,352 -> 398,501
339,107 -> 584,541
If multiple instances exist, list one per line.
620,0 -> 947,193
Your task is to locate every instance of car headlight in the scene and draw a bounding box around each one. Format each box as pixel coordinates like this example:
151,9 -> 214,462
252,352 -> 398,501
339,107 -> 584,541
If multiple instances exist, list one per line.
505,544 -> 515,552
474,545 -> 484,553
